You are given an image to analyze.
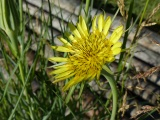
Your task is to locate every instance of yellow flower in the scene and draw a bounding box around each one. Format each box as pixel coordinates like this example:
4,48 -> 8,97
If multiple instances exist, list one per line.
49,14 -> 123,91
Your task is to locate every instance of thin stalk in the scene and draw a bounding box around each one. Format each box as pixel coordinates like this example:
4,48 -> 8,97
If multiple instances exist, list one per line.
101,69 -> 118,120
19,0 -> 23,32
65,85 -> 76,103
132,0 -> 150,44
18,62 -> 34,120
117,0 -> 134,81
48,0 -> 54,45
111,8 -> 119,23
138,0 -> 150,28
85,0 -> 90,17
84,0 -> 90,24
19,63 -> 25,84
19,0 -> 24,57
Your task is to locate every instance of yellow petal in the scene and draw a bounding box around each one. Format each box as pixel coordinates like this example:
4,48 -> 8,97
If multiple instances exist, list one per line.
52,77 -> 65,84
54,64 -> 70,69
51,46 -> 73,52
77,23 -> 86,38
92,16 -> 97,32
64,32 -> 77,42
62,75 -> 85,91
48,62 -> 67,69
109,25 -> 123,43
96,68 -> 102,80
86,72 -> 96,80
111,42 -> 122,50
112,48 -> 121,55
103,16 -> 111,35
52,72 -> 75,83
55,71 -> 75,79
98,14 -> 104,32
91,73 -> 97,80
49,57 -> 68,62
58,37 -> 72,46
69,23 -> 81,38
49,67 -> 69,75
52,77 -> 66,84
107,57 -> 115,62
79,16 -> 88,36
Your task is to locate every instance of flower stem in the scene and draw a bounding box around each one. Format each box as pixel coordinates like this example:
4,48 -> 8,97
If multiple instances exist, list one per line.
85,0 -> 90,15
101,69 -> 118,120
84,0 -> 90,24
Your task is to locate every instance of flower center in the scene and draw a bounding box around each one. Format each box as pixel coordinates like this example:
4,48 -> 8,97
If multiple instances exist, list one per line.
68,31 -> 113,79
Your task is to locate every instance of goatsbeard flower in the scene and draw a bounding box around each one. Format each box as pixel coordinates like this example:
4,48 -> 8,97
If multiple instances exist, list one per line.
49,14 -> 123,91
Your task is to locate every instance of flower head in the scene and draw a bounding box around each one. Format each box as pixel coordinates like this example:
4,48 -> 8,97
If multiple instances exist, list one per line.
49,14 -> 123,91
